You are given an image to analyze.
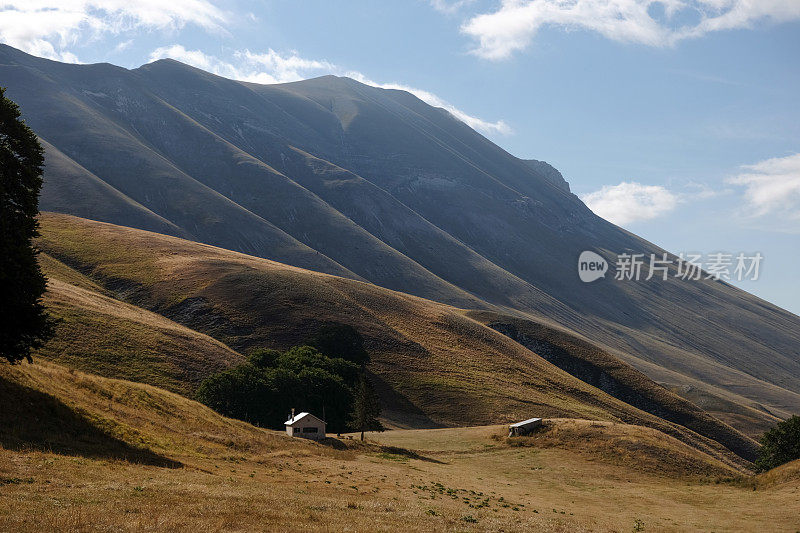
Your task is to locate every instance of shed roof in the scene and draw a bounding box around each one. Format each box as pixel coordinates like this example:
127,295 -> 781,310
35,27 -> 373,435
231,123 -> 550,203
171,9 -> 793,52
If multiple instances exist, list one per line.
509,417 -> 542,428
285,412 -> 325,425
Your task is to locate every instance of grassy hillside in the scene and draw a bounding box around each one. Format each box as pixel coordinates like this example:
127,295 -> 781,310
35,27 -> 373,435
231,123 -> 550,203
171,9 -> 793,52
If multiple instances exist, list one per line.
1,362 -> 797,532
0,361 -> 316,464
37,254 -> 244,395
35,213 -> 757,468
755,458 -> 800,489
367,419 -> 740,479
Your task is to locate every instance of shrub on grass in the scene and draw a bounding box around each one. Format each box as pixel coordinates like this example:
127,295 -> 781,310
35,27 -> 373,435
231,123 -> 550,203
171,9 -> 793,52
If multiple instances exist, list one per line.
755,415 -> 800,472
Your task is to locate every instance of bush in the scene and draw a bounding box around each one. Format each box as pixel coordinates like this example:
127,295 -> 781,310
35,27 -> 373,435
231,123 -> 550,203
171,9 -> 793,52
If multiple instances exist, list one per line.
248,348 -> 281,369
755,415 -> 800,472
195,363 -> 280,425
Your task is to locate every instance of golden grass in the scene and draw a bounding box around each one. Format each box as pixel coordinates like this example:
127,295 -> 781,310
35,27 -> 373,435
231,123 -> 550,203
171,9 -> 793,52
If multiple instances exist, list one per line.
36,274 -> 244,395
365,419 -> 742,479
1,363 -> 797,532
754,458 -> 800,489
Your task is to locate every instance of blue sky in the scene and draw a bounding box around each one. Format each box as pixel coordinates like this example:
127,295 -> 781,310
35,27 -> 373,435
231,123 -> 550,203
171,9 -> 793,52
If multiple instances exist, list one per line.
2,0 -> 798,313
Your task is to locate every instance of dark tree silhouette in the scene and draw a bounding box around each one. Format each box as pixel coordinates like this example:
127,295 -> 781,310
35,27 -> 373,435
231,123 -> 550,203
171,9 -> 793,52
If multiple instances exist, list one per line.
0,87 -> 52,363
348,373 -> 384,441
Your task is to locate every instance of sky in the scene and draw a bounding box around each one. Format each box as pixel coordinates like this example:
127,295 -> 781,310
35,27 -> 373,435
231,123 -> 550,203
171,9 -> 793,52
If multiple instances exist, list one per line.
1,0 -> 798,314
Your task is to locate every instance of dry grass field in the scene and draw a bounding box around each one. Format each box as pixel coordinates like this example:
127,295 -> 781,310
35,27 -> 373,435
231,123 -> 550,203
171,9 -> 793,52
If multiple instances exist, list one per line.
1,362 -> 798,532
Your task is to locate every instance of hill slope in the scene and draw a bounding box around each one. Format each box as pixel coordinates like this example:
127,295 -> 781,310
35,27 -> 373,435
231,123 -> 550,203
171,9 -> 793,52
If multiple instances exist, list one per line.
34,213 -> 759,466
1,44 -> 798,434
470,311 -> 776,445
37,253 -> 244,395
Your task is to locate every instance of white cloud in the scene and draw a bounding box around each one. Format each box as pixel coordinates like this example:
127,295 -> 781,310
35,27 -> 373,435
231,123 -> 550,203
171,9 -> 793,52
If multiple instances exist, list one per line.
462,0 -> 800,60
149,45 -> 512,136
112,39 -> 134,54
727,153 -> 800,220
148,45 -> 336,84
581,181 -> 679,225
237,50 -> 336,84
0,1 -> 226,62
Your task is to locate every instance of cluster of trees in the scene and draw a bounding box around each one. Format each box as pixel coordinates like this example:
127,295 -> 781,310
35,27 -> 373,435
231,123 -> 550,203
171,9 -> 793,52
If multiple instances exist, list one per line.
196,324 -> 383,438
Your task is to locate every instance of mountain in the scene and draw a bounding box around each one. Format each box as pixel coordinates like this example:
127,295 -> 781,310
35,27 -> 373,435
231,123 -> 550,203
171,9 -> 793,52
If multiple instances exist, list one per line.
1,44 -> 798,436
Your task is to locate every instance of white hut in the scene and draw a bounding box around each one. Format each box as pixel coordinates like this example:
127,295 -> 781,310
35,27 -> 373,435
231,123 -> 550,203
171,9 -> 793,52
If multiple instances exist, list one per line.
285,410 -> 326,441
508,417 -> 542,437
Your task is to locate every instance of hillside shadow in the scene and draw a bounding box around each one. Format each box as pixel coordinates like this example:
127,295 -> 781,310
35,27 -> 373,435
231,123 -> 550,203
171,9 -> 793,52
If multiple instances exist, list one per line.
0,377 -> 181,468
368,372 -> 444,429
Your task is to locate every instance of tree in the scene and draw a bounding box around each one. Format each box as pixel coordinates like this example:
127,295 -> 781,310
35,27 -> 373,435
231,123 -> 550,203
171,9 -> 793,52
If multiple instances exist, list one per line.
307,323 -> 369,367
248,348 -> 281,369
195,363 -> 276,424
755,415 -> 800,472
348,373 -> 384,441
0,87 -> 52,363
277,345 -> 360,388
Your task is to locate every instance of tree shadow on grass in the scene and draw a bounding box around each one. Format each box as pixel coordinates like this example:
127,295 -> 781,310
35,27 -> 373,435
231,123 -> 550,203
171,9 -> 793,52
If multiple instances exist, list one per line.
0,377 -> 181,468
318,437 -> 349,450
377,445 -> 446,464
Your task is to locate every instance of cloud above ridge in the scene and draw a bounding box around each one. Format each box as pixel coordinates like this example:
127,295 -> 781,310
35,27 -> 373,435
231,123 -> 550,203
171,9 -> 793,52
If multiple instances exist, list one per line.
581,181 -> 679,225
461,0 -> 800,60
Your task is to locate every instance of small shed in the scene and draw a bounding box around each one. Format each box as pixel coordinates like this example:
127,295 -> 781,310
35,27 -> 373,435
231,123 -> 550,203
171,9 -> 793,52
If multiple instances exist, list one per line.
508,417 -> 542,437
285,411 -> 326,441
